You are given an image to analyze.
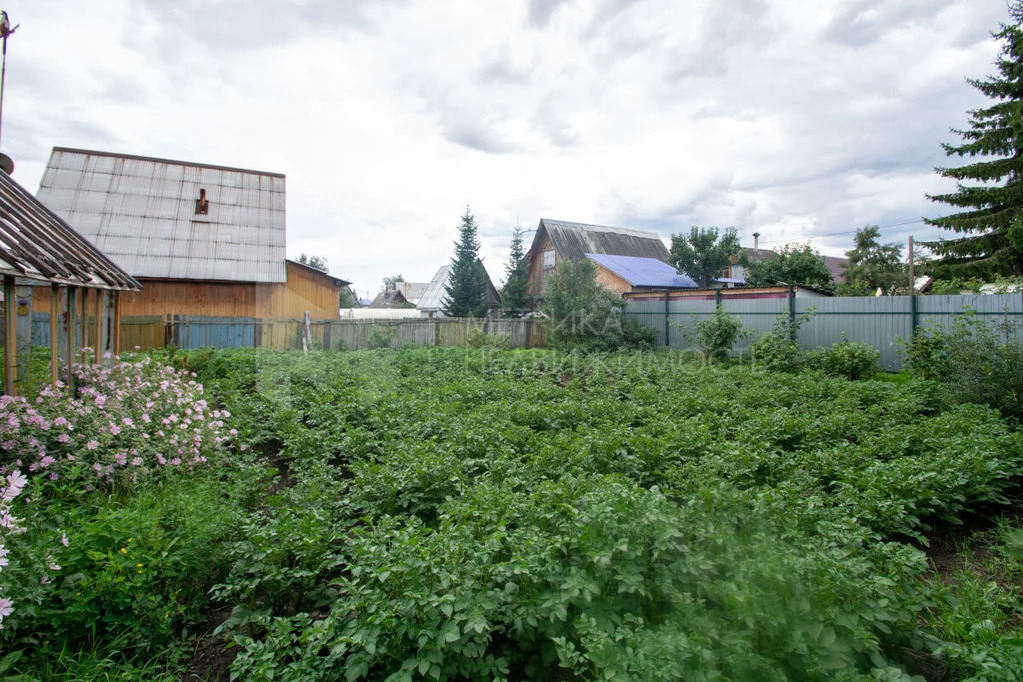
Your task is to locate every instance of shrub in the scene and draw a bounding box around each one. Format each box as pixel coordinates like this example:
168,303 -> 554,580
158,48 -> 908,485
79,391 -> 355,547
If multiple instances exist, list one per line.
902,312 -> 1023,421
466,328 -> 510,349
751,312 -> 812,373
368,325 -> 396,350
806,335 -> 880,380
680,305 -> 748,363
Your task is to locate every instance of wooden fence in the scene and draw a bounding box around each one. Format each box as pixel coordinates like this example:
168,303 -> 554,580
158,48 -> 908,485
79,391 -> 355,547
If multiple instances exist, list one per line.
30,314 -> 547,352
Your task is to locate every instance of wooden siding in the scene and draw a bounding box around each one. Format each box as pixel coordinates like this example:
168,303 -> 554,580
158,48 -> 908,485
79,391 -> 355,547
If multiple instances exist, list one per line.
593,264 -> 633,295
526,230 -> 558,297
31,261 -> 342,320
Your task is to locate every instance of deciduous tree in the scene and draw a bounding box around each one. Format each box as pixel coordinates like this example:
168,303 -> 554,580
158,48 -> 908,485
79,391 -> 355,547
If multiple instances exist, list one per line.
669,227 -> 741,288
746,243 -> 834,291
837,226 -> 906,295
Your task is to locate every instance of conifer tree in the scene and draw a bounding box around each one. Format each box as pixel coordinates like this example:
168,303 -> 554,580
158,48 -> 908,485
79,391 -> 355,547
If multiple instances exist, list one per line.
500,226 -> 531,317
923,3 -> 1023,277
442,206 -> 489,318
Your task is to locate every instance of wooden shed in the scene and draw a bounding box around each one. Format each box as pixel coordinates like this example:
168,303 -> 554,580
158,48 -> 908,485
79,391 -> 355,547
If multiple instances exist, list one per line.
0,163 -> 140,394
33,148 -> 348,321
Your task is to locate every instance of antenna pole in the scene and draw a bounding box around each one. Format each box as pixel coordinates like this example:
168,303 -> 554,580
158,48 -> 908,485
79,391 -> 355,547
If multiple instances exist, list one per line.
0,33 -> 8,150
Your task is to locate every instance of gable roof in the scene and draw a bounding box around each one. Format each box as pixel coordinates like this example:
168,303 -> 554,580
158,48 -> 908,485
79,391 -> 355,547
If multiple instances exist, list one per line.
0,168 -> 139,289
530,218 -> 669,264
368,289 -> 410,308
36,147 -> 287,283
286,258 -> 350,286
585,253 -> 697,288
417,262 -> 502,313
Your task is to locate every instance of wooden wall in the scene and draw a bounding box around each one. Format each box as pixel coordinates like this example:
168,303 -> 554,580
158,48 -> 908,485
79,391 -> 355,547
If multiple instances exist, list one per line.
593,264 -> 633,295
32,261 -> 342,321
525,229 -> 558,297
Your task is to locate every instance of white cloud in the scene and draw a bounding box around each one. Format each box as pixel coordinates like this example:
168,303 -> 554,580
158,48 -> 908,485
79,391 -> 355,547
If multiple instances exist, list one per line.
0,0 -> 1010,292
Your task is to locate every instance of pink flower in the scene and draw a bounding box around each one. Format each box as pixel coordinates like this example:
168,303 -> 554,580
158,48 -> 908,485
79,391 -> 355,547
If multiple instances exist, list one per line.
122,418 -> 134,428
114,452 -> 127,466
58,433 -> 70,444
40,575 -> 50,585
86,440 -> 99,451
61,532 -> 69,547
131,457 -> 143,467
109,425 -> 121,436
0,545 -> 9,568
95,395 -> 106,408
0,597 -> 12,618
39,456 -> 56,468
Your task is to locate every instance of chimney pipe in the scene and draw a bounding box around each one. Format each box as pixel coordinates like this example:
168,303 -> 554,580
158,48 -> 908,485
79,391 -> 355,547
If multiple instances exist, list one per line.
752,232 -> 760,250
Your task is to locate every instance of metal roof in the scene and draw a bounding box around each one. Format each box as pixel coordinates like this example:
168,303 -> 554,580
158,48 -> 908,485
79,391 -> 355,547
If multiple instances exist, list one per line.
529,218 -> 670,264
585,253 -> 697,288
285,258 -> 350,286
0,168 -> 139,289
36,147 -> 287,283
417,262 -> 502,313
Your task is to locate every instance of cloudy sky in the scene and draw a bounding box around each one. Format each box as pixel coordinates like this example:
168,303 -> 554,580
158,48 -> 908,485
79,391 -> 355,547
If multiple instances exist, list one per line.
1,0 -> 1011,296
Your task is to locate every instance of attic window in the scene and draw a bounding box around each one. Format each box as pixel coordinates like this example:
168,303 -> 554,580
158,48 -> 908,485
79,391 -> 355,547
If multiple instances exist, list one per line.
542,249 -> 555,269
195,188 -> 209,215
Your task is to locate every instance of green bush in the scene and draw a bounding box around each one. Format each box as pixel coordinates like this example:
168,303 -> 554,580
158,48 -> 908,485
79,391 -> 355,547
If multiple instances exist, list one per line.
806,335 -> 881,380
751,313 -> 811,373
680,305 -> 749,363
466,328 -> 510,349
902,312 -> 1023,421
368,325 -> 397,349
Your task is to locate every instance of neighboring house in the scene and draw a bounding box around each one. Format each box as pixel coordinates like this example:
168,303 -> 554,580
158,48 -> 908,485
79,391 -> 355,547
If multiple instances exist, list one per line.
368,289 -> 412,308
722,237 -> 848,285
34,147 -> 349,319
525,218 -> 671,298
398,281 -> 431,306
585,253 -> 697,294
417,263 -> 501,318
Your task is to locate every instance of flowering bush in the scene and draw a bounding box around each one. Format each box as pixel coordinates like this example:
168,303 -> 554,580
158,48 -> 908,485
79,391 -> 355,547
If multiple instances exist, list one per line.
0,355 -> 233,492
0,355 -> 236,641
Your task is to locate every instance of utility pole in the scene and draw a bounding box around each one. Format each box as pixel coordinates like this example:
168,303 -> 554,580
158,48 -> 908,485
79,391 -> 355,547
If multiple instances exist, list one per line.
908,235 -> 915,294
0,11 -> 19,152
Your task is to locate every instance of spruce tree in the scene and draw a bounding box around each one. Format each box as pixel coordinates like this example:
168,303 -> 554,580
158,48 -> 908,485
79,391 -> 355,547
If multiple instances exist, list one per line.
500,226 -> 531,317
442,206 -> 488,318
923,3 -> 1023,277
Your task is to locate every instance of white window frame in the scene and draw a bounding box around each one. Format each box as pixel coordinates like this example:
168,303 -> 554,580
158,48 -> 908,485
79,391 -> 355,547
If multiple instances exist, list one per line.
542,250 -> 556,269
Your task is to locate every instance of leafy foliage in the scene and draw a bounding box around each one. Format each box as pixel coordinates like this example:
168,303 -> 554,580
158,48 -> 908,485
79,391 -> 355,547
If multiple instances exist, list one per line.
500,226 -> 531,317
339,286 -> 360,309
442,206 -> 490,318
806,335 -> 881,380
668,226 -> 742,288
381,274 -> 405,292
541,260 -> 655,351
294,253 -> 329,273
678,305 -> 749,363
902,311 -> 1023,421
751,312 -> 812,373
838,226 -> 907,296
747,242 -> 835,291
923,2 -> 1023,277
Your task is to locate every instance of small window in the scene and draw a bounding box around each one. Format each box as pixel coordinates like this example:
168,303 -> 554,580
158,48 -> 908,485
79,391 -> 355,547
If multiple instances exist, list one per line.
195,188 -> 209,215
542,250 -> 555,269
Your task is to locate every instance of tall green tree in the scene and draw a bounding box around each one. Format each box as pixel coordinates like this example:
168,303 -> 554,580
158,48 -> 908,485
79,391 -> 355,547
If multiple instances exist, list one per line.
339,286 -> 360,308
500,226 -> 531,317
837,226 -> 906,295
746,243 -> 835,291
669,227 -> 742,288
923,3 -> 1023,277
296,253 -> 329,273
381,274 -> 405,292
442,206 -> 489,318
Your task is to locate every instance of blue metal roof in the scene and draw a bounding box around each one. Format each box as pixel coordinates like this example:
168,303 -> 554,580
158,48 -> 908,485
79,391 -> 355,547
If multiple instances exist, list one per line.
585,253 -> 698,288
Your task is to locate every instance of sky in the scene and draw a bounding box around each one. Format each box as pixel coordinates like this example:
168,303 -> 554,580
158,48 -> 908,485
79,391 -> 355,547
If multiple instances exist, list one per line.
0,0 -> 1012,298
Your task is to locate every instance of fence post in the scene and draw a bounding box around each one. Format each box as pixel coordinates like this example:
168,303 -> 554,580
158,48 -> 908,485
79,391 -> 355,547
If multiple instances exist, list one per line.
910,292 -> 918,341
788,285 -> 796,341
663,290 -> 669,349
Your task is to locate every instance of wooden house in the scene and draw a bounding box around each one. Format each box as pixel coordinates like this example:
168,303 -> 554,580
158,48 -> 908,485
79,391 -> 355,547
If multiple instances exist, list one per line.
417,263 -> 502,318
524,219 -> 671,299
33,148 -> 348,320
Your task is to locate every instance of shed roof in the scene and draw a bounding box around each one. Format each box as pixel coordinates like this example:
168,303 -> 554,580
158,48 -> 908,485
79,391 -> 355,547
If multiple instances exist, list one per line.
368,289 -> 410,308
285,258 -> 350,286
585,253 -> 697,288
36,147 -> 287,283
0,168 -> 139,289
417,262 -> 502,313
530,218 -> 669,264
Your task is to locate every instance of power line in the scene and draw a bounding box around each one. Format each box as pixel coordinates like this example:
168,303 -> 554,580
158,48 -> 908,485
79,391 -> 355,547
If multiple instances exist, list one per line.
758,218 -> 926,246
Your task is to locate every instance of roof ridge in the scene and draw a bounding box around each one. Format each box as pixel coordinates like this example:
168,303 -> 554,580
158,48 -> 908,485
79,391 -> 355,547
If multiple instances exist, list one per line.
541,218 -> 663,240
51,147 -> 286,179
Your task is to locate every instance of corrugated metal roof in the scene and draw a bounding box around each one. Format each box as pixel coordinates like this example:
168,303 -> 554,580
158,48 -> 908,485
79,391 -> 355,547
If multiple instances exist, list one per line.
0,168 -> 139,289
531,218 -> 670,264
36,147 -> 287,283
416,262 -> 502,313
416,265 -> 452,312
585,253 -> 697,288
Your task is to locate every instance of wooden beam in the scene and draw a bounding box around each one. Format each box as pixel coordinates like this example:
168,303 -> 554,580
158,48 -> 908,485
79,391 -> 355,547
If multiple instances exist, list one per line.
79,287 -> 88,364
112,290 -> 121,360
94,288 -> 102,364
3,275 -> 16,396
66,287 -> 76,390
50,283 -> 59,386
